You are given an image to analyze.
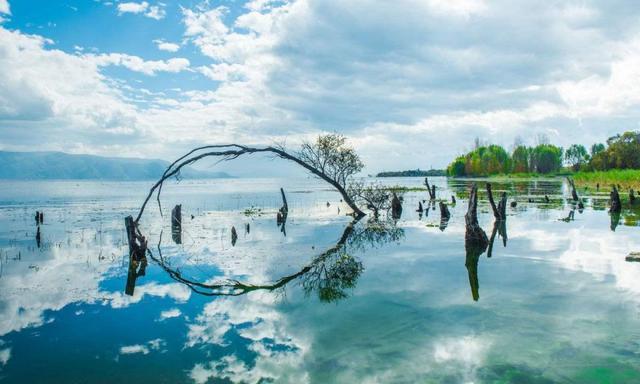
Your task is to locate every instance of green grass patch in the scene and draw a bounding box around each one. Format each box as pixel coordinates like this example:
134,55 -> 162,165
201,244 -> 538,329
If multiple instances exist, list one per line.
573,169 -> 640,189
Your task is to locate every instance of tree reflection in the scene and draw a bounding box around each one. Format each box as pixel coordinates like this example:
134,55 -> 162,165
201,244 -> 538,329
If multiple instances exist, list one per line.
140,217 -> 404,302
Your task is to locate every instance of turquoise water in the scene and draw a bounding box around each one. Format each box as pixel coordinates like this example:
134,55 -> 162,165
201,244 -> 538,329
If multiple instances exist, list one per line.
0,177 -> 639,383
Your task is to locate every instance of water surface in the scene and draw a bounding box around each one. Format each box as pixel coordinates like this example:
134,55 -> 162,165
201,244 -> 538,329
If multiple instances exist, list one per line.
1,177 -> 639,383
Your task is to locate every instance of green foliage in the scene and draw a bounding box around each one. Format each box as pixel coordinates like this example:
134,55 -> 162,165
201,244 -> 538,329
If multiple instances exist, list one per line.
446,145 -> 511,177
565,144 -> 589,171
587,131 -> 640,171
530,144 -> 563,174
511,145 -> 531,173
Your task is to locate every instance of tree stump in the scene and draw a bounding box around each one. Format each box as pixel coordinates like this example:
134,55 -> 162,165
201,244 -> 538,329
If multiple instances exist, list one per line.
610,186 -> 622,213
391,192 -> 402,219
465,183 -> 488,249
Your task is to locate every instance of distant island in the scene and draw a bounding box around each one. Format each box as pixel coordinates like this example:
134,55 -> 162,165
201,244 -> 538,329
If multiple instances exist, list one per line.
0,151 -> 232,180
376,169 -> 446,177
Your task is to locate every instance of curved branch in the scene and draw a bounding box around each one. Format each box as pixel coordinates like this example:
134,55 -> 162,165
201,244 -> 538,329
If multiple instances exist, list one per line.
134,144 -> 365,224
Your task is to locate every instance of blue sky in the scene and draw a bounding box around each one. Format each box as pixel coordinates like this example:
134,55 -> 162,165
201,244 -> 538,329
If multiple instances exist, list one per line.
1,0 -> 640,175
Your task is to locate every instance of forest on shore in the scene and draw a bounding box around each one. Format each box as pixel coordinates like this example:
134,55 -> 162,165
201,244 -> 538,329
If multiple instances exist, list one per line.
446,131 -> 640,181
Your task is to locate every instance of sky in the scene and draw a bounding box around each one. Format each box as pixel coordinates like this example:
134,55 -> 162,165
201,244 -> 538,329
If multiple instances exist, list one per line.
0,0 -> 639,175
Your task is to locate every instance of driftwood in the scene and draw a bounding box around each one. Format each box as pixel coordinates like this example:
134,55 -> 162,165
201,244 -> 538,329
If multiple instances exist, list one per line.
610,186 -> 622,213
171,204 -> 182,244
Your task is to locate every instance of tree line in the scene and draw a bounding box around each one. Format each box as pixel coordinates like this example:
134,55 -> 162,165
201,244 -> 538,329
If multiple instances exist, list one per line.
447,130 -> 640,177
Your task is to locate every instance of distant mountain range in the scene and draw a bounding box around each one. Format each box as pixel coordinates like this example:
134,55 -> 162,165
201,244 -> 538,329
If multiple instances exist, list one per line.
0,151 -> 232,180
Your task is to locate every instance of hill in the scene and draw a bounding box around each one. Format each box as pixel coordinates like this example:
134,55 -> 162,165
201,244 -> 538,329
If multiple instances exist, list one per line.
0,151 -> 232,180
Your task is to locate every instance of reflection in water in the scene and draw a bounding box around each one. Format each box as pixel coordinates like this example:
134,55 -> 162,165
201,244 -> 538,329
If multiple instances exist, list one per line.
146,218 -> 403,302
610,211 -> 621,232
487,220 -> 508,258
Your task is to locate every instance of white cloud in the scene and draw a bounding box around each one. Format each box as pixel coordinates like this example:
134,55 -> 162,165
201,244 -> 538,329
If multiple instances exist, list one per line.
86,53 -> 190,75
4,1 -> 640,171
158,308 -> 181,320
153,39 -> 180,52
117,1 -> 165,20
120,344 -> 150,355
117,1 -> 148,14
0,348 -> 10,366
0,0 -> 10,15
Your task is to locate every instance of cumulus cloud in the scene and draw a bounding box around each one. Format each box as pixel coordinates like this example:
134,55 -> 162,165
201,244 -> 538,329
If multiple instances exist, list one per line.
86,53 -> 190,75
153,39 -> 180,52
4,1 -> 640,171
117,1 -> 165,20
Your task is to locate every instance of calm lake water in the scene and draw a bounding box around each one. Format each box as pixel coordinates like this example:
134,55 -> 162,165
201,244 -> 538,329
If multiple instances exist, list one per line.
1,177 -> 639,383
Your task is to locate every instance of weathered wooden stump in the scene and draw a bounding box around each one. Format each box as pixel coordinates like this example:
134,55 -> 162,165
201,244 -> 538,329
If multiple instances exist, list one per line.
391,192 -> 402,220
171,204 -> 182,244
439,201 -> 451,220
231,226 -> 238,246
486,183 -> 507,221
417,201 -> 423,213
465,183 -> 488,249
610,186 -> 622,213
451,195 -> 456,205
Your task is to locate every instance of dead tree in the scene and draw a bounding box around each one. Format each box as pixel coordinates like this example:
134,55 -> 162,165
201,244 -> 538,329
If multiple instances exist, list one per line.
567,177 -> 579,202
567,177 -> 584,209
486,183 -> 507,221
277,188 -> 288,224
465,183 -> 488,249
125,216 -> 147,261
135,140 -> 366,227
425,178 -> 436,200
464,184 -> 489,301
610,186 -> 622,213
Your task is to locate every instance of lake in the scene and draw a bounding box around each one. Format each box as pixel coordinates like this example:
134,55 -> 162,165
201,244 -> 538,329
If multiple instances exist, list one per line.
0,177 -> 639,383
